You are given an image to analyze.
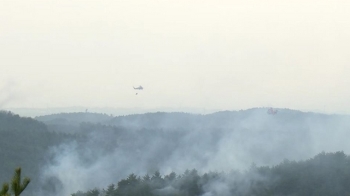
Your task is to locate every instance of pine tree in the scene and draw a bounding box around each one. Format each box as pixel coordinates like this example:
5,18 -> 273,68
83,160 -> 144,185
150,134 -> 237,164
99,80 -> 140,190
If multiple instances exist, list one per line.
0,183 -> 10,196
105,184 -> 115,196
10,168 -> 30,196
86,188 -> 99,196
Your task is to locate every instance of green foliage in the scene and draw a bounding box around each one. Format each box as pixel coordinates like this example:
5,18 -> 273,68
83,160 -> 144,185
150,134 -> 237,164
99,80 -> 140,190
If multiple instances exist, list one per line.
0,168 -> 30,196
10,168 -> 30,196
0,183 -> 10,196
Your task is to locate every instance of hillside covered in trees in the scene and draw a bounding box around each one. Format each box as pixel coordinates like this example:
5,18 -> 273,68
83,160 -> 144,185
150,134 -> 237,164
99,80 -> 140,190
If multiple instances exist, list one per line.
72,151 -> 350,196
2,108 -> 350,195
0,111 -> 74,195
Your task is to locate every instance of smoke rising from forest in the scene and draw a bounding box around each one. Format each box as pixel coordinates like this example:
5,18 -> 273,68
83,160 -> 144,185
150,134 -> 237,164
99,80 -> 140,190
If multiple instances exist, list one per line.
0,81 -> 20,108
35,109 -> 350,195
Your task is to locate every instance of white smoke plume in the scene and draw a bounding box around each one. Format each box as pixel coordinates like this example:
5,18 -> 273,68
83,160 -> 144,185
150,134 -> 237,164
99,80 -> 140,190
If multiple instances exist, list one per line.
0,80 -> 19,108
36,109 -> 350,195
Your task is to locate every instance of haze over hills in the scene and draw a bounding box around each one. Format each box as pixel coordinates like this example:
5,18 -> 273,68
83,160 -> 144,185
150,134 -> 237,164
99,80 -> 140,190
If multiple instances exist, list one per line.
2,108 -> 350,195
3,0 -> 350,195
35,108 -> 350,174
5,107 -> 219,118
35,107 -> 350,133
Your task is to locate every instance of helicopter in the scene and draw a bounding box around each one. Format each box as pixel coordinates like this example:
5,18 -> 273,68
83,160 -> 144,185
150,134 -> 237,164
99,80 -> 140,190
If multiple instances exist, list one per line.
133,86 -> 143,90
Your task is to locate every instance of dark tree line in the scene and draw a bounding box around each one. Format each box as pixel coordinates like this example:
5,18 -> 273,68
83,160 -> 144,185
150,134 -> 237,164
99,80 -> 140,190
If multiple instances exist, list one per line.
72,169 -> 203,196
72,151 -> 350,196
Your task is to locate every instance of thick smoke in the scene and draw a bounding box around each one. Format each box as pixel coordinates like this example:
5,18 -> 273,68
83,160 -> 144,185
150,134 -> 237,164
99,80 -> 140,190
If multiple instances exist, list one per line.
37,109 -> 350,195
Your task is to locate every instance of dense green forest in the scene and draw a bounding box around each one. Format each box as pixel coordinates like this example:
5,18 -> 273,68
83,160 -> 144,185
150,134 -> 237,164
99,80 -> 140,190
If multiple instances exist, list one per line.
72,151 -> 350,196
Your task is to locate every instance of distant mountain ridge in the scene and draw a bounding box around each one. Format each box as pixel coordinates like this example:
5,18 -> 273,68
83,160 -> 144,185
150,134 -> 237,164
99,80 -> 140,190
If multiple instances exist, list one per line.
35,112 -> 113,124
106,107 -> 350,127
34,108 -> 350,134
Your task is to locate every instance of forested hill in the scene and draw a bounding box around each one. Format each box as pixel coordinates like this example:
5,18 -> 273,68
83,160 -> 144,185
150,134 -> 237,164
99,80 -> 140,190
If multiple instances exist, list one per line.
31,108 -> 350,195
35,112 -> 113,123
34,112 -> 113,133
0,111 -> 47,132
5,109 -> 350,195
35,108 -> 350,131
0,111 -> 73,195
99,109 -> 350,137
72,151 -> 350,196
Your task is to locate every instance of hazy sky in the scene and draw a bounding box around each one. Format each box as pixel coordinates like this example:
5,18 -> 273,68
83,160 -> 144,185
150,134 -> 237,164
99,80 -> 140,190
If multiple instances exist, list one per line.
1,0 -> 350,113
